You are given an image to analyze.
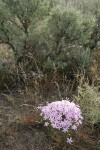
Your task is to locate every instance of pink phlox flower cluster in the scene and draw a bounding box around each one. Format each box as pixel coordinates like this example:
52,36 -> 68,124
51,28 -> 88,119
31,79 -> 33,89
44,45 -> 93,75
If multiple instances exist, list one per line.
39,99 -> 83,133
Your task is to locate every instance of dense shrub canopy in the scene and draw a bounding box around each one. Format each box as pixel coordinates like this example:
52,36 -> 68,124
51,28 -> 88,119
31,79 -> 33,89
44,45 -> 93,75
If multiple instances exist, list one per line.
0,0 -> 100,82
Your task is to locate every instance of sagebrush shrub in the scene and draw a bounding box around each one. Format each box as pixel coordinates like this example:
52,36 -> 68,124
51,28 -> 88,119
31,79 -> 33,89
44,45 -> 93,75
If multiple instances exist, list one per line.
75,83 -> 100,126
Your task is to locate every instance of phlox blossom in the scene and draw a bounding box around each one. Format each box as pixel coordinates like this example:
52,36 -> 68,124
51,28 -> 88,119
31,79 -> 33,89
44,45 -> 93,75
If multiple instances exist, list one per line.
67,137 -> 73,144
38,99 -> 83,144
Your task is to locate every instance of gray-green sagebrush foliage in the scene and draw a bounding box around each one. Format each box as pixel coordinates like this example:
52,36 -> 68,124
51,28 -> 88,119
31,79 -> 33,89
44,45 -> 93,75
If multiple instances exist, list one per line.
0,0 -> 56,75
44,7 -> 95,71
0,0 -> 100,75
75,82 -> 100,126
0,0 -> 54,55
